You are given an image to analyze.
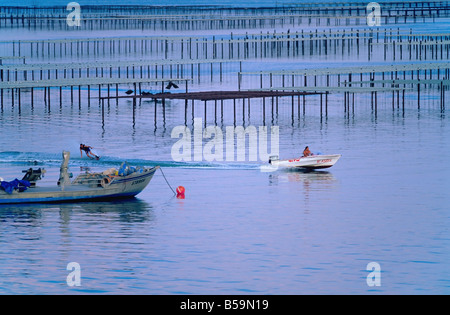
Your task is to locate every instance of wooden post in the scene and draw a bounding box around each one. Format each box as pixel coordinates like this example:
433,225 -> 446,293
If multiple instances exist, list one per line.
204,100 -> 206,128
185,99 -> 188,125
154,98 -> 157,125
88,85 -> 91,106
417,82 -> 420,109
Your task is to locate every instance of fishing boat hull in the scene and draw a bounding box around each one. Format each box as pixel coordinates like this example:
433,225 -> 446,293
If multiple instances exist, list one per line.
0,166 -> 159,204
269,154 -> 341,170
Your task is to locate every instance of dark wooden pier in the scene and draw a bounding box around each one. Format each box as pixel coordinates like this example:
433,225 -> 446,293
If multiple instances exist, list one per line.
100,90 -> 322,125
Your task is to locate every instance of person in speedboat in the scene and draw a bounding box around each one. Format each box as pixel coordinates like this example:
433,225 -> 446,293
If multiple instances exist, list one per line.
80,144 -> 99,160
303,146 -> 312,157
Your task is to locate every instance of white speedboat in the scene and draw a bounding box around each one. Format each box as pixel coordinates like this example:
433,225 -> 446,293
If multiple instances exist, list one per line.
269,154 -> 341,170
0,151 -> 159,204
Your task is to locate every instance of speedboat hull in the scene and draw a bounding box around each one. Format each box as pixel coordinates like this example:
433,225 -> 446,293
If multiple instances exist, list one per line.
0,166 -> 159,204
269,154 -> 341,170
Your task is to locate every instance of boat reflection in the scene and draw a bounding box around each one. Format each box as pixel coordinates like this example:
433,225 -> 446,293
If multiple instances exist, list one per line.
0,198 -> 154,224
268,168 -> 338,204
269,168 -> 336,185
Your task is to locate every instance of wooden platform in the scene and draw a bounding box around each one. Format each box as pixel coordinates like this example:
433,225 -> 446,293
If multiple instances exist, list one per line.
100,90 -> 321,102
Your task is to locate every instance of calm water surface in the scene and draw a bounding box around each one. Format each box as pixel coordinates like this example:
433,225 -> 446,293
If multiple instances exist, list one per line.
0,97 -> 448,294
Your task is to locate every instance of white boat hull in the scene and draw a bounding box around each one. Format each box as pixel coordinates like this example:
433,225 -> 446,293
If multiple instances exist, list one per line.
269,154 -> 341,170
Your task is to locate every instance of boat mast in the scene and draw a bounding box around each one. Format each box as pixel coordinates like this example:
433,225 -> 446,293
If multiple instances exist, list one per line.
58,151 -> 71,190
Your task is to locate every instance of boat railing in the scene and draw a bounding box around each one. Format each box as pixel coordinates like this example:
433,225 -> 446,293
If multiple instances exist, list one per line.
70,166 -> 153,188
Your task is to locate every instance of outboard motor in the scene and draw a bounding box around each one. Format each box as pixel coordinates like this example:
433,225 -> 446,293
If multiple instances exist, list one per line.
22,167 -> 46,187
268,155 -> 279,164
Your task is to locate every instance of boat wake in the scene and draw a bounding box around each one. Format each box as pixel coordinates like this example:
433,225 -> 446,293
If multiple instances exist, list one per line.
0,151 -> 260,171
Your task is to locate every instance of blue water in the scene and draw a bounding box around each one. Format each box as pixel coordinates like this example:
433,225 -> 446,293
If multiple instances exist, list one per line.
0,3 -> 449,295
0,102 -> 448,294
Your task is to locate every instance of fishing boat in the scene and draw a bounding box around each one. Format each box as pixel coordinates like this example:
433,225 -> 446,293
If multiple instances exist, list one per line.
0,151 -> 159,204
268,154 -> 341,170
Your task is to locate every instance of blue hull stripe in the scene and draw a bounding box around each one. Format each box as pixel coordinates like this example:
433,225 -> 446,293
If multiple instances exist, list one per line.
0,192 -> 139,204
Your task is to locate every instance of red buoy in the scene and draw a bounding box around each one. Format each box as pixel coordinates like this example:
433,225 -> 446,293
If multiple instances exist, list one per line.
176,186 -> 185,199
